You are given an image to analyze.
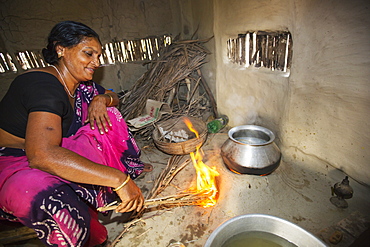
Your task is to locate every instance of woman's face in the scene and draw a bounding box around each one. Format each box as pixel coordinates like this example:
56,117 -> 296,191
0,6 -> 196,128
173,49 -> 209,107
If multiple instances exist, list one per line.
62,37 -> 102,82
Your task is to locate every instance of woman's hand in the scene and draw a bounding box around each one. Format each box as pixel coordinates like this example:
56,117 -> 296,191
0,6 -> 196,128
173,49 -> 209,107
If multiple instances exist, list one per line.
86,94 -> 112,134
85,90 -> 118,134
115,179 -> 144,213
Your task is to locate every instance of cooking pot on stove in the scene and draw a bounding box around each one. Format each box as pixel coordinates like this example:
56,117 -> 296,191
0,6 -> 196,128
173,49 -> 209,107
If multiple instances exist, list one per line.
221,125 -> 281,175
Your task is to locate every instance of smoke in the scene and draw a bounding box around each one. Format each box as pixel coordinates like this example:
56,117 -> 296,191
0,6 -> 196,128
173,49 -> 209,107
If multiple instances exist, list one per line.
226,95 -> 260,125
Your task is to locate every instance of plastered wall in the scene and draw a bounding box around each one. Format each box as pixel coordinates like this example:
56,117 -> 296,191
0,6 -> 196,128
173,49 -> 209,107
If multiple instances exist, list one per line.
208,0 -> 370,185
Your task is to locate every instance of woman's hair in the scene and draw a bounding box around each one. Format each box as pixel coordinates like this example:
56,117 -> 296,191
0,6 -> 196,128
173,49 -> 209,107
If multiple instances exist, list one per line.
42,21 -> 101,65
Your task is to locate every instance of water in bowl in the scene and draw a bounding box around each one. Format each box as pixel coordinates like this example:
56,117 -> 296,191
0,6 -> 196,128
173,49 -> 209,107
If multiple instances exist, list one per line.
221,231 -> 297,247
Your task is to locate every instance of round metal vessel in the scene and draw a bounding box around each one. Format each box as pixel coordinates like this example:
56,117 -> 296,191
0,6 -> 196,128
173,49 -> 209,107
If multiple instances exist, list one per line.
204,214 -> 327,247
221,125 -> 281,175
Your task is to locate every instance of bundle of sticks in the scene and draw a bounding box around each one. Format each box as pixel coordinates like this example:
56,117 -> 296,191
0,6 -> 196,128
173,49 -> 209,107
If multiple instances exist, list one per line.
97,190 -> 215,212
119,38 -> 217,139
97,155 -> 215,212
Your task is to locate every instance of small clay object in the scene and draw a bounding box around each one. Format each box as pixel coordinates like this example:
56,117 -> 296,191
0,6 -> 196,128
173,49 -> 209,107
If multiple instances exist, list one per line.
329,230 -> 343,244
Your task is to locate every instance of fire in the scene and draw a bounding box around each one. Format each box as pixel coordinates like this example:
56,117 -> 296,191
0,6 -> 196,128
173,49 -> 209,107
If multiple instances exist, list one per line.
184,117 -> 220,208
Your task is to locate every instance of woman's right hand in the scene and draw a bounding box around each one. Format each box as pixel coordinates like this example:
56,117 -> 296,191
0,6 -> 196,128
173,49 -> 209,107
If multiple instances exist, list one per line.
115,179 -> 144,213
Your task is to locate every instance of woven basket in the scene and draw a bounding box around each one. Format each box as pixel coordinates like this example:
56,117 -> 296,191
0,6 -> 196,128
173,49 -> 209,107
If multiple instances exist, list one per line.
153,116 -> 207,155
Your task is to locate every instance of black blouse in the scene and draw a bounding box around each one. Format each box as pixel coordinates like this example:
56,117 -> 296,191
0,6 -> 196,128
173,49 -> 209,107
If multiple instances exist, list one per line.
0,71 -> 73,138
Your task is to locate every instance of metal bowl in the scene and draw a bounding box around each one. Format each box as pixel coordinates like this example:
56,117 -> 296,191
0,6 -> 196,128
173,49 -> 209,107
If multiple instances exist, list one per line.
204,214 -> 327,247
221,125 -> 281,175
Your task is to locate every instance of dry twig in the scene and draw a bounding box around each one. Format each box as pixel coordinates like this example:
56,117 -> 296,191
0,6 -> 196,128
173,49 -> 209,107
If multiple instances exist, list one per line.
119,38 -> 217,139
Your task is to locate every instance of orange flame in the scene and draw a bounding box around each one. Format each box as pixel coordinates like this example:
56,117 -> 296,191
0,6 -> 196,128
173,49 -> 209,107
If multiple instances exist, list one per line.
184,117 -> 219,208
183,117 -> 199,139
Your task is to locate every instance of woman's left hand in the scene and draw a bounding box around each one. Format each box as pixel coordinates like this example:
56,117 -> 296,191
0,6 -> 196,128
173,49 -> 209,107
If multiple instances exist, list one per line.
86,94 -> 112,134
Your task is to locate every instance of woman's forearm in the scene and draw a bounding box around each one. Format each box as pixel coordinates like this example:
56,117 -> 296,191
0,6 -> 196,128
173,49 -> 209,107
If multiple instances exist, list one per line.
28,144 -> 144,213
90,90 -> 119,108
28,144 -> 126,189
104,92 -> 119,107
103,90 -> 119,107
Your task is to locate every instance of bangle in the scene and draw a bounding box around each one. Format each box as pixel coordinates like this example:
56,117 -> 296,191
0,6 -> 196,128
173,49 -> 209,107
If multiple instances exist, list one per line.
113,175 -> 130,191
106,93 -> 113,106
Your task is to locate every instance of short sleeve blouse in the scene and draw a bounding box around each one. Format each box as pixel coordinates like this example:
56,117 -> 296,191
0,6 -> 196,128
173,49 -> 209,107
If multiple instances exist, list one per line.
0,71 -> 74,138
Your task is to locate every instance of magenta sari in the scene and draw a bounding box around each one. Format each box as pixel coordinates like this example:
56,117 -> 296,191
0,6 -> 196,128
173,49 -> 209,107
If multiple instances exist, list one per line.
0,82 -> 144,246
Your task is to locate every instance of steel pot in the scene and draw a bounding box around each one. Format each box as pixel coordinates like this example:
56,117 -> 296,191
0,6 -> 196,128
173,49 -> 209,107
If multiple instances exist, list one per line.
221,125 -> 281,175
204,214 -> 327,247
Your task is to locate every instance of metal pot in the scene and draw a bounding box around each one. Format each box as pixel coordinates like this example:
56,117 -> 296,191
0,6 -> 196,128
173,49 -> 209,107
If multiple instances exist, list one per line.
221,125 -> 281,175
204,214 -> 327,247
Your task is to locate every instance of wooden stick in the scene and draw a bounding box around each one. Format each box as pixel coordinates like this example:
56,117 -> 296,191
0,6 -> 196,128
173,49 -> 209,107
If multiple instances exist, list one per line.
146,155 -> 190,199
97,191 -> 210,212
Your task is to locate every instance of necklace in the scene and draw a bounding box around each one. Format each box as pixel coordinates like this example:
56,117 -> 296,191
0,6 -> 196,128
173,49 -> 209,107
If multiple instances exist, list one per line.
50,65 -> 75,98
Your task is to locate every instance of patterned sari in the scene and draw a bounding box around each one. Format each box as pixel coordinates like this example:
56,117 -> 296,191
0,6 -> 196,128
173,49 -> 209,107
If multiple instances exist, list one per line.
0,82 -> 144,246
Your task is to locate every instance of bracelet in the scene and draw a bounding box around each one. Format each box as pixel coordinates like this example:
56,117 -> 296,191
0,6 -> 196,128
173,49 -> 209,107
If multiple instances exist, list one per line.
113,175 -> 130,191
106,93 -> 113,107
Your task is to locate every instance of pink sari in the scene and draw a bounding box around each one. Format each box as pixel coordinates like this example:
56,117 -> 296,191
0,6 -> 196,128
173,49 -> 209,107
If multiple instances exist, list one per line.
0,94 -> 144,246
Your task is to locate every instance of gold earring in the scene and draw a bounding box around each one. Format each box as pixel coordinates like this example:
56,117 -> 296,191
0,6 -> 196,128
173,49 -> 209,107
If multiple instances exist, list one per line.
57,52 -> 62,58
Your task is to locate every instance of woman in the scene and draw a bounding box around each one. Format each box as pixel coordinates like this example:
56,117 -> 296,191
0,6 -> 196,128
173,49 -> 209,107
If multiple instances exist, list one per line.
0,21 -> 147,246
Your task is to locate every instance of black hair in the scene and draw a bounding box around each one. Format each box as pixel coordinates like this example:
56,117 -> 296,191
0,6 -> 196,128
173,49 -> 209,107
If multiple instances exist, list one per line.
42,21 -> 101,65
